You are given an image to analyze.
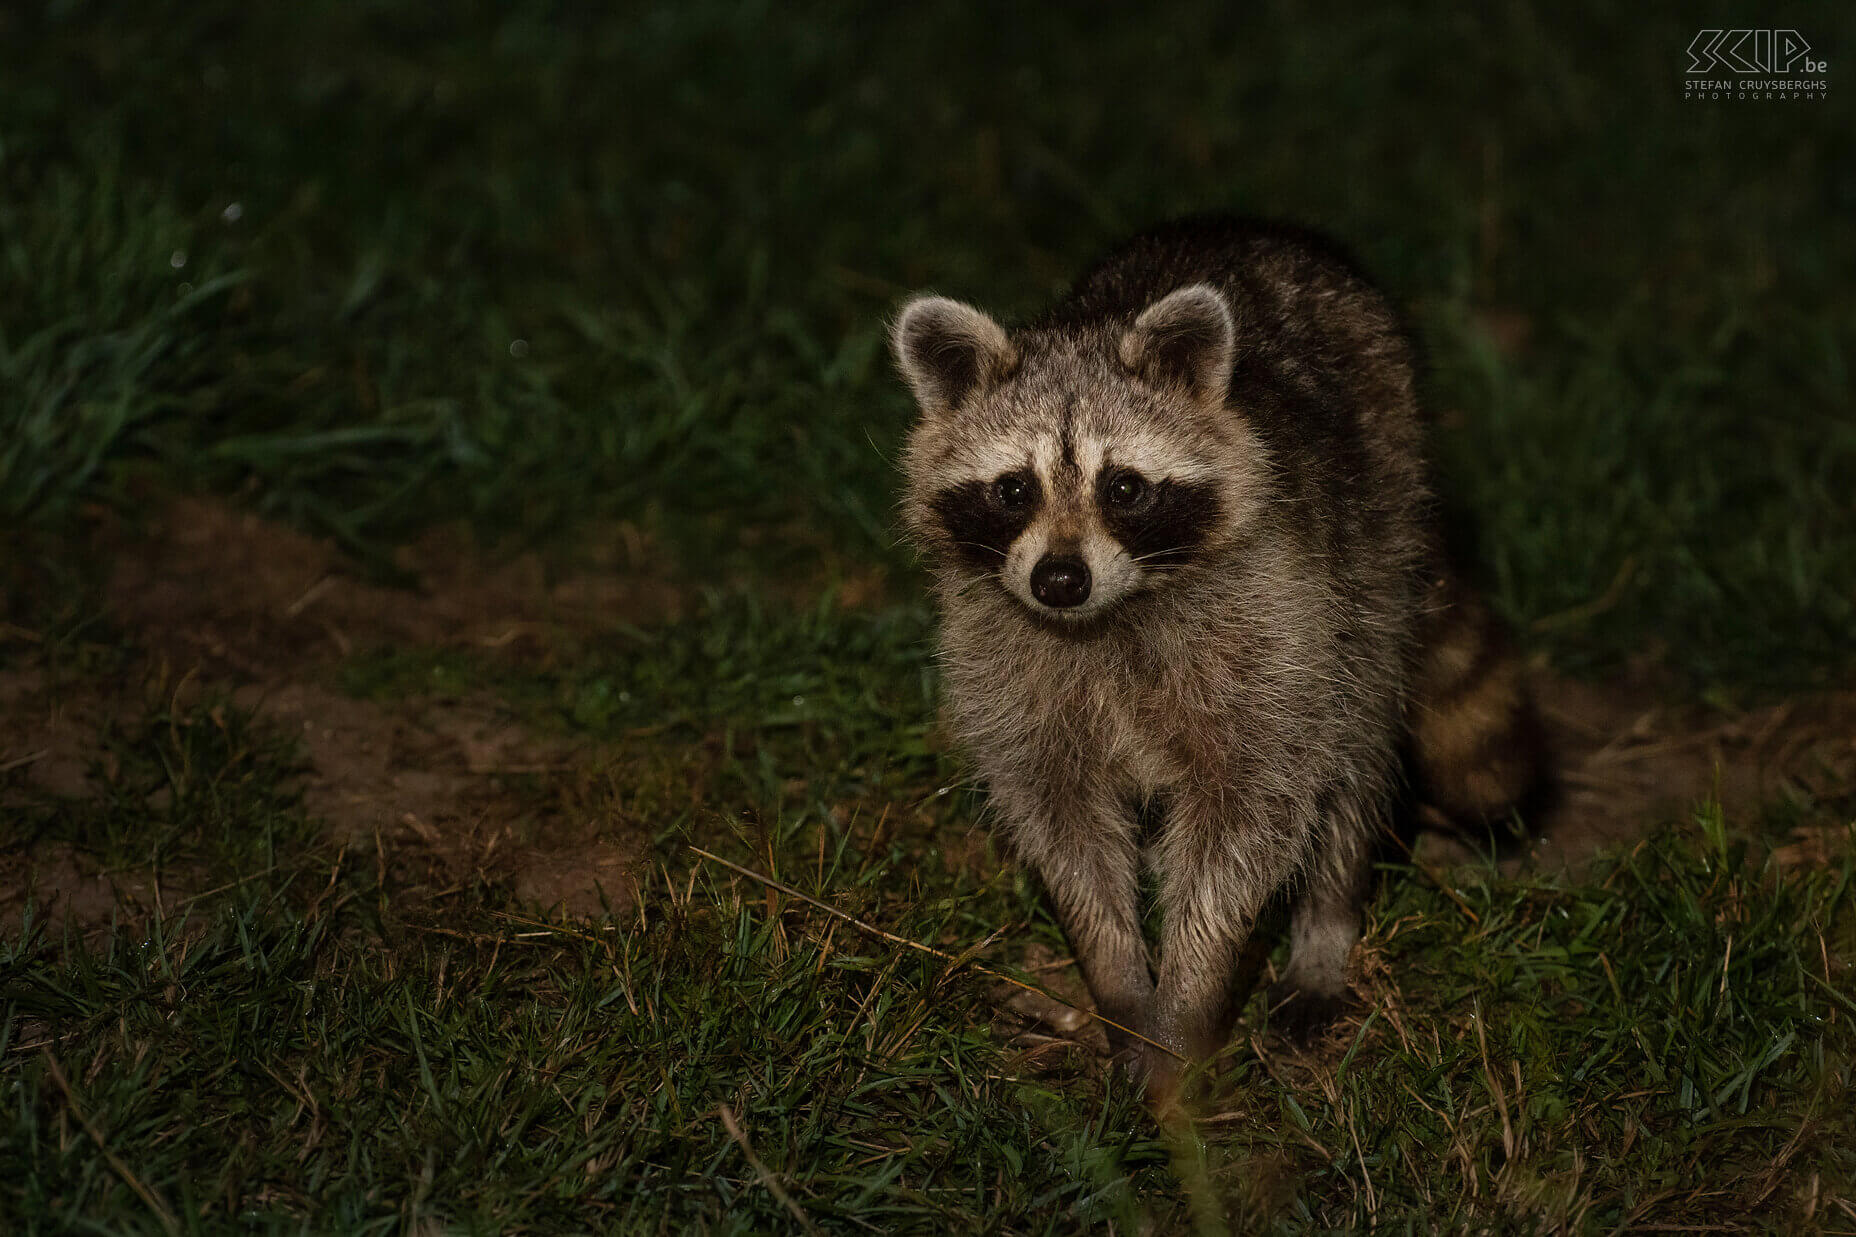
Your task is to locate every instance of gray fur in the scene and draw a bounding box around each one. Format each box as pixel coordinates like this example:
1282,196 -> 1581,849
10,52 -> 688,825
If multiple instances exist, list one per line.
894,217 -> 1537,1096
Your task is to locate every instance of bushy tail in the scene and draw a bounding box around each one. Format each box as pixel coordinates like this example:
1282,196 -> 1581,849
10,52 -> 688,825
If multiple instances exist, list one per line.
1408,575 -> 1550,832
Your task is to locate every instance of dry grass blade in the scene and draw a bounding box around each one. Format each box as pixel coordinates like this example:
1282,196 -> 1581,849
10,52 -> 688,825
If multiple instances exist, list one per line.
0,748 -> 50,773
717,1103 -> 821,1236
40,1051 -> 180,1236
1382,828 -> 1481,926
1530,553 -> 1637,632
689,845 -> 1188,1063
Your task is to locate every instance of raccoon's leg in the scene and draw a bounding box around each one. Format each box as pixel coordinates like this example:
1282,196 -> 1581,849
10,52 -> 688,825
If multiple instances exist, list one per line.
1268,808 -> 1370,1044
1141,800 -> 1282,1091
1033,828 -> 1153,1064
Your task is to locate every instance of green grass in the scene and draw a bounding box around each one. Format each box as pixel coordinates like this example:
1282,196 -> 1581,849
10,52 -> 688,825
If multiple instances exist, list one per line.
3,673 -> 1852,1232
2,0 -> 1852,681
11,697 -> 314,885
3,1 -> 1855,1231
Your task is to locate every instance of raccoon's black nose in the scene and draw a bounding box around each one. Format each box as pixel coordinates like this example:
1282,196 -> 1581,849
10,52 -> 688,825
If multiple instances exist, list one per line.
1031,555 -> 1092,608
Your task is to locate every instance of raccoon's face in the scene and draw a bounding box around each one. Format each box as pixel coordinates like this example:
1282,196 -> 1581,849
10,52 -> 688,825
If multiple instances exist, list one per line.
894,285 -> 1266,623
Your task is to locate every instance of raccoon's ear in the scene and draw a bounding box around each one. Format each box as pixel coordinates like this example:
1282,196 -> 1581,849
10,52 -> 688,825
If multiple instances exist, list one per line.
891,296 -> 1016,415
1119,284 -> 1235,405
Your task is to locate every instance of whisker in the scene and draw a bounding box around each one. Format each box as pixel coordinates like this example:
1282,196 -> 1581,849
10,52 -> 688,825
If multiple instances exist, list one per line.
1129,546 -> 1194,565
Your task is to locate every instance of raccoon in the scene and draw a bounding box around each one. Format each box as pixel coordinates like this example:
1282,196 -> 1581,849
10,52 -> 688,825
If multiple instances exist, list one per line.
892,217 -> 1544,1096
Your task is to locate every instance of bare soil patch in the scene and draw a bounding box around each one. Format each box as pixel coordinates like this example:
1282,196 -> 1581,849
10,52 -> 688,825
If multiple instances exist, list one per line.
1523,672 -> 1855,871
0,843 -> 163,932
101,496 -> 689,673
3,498 -> 698,931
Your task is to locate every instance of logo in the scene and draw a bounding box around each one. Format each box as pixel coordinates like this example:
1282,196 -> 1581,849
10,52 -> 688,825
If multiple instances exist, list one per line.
1684,30 -> 1828,100
1686,30 -> 1821,74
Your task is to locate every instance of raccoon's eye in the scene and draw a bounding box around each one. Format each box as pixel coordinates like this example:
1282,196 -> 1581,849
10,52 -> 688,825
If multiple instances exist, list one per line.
992,473 -> 1033,509
1105,471 -> 1148,506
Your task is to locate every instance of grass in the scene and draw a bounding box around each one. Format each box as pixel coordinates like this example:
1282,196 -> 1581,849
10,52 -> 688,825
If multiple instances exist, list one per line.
2,676 -> 1851,1232
11,697 -> 314,885
2,0 -> 1854,1231
2,0 -> 1852,680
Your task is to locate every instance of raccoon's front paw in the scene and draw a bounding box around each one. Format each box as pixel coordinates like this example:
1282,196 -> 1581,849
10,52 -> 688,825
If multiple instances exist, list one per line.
1114,1041 -> 1187,1110
1114,1013 -> 1214,1109
1266,981 -> 1356,1047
